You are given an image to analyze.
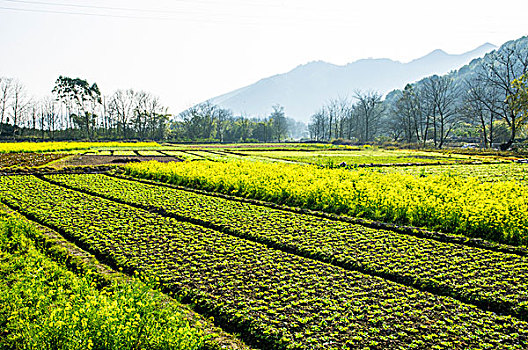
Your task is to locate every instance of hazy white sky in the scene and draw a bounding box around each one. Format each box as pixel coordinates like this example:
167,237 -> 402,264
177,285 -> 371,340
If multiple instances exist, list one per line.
0,0 -> 527,115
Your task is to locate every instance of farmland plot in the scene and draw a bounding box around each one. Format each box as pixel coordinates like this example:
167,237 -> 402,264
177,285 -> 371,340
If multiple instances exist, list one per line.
0,141 -> 159,153
45,173 -> 528,321
235,149 -> 480,166
0,208 -> 206,349
123,160 -> 528,245
0,152 -> 65,169
0,175 -> 527,349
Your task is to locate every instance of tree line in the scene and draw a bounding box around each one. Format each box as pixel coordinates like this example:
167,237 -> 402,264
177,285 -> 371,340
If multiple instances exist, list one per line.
172,103 -> 307,142
308,91 -> 384,143
0,75 -> 307,142
0,75 -> 169,141
308,37 -> 528,149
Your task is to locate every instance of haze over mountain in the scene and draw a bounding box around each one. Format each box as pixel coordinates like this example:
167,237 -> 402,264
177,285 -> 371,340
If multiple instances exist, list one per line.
210,43 -> 496,122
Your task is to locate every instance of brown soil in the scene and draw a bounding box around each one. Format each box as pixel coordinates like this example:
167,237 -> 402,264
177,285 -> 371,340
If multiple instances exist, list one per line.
51,155 -> 182,168
0,153 -> 67,168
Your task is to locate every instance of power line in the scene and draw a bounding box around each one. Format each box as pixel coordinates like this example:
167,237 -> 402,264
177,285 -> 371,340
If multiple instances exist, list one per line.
0,5 -> 316,24
0,1 -> 358,26
0,5 -> 179,20
0,0 -> 298,13
0,4 -> 281,23
2,0 -> 179,14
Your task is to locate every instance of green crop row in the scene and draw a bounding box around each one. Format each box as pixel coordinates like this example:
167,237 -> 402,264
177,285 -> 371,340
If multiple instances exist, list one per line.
0,175 -> 527,349
46,173 -> 528,321
0,209 -> 205,350
122,160 -> 528,246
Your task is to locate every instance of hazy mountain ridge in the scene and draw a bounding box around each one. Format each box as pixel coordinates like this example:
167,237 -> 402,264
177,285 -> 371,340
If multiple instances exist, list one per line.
210,43 -> 496,122
385,36 -> 528,102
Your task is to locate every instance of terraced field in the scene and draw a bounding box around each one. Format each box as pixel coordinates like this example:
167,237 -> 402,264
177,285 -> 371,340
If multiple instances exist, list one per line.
1,174 -> 528,349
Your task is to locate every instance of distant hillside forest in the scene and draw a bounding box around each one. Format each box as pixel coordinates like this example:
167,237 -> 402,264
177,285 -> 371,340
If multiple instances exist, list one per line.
309,36 -> 528,150
1,36 -> 528,148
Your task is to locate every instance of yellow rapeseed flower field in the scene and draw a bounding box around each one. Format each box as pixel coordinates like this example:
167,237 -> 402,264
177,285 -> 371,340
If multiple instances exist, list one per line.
124,160 -> 528,246
0,141 -> 159,153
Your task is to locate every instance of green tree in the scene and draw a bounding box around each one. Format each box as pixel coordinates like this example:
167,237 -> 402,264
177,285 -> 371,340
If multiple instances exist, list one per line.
53,76 -> 101,139
178,101 -> 216,140
251,120 -> 272,142
507,73 -> 528,126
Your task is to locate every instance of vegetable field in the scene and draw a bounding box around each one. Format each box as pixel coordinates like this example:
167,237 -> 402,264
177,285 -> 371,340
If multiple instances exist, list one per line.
2,142 -> 528,349
45,173 -> 528,319
0,208 -> 206,349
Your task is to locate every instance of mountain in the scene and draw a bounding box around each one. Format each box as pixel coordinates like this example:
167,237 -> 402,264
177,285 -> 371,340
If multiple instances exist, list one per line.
210,43 -> 496,122
385,36 -> 528,112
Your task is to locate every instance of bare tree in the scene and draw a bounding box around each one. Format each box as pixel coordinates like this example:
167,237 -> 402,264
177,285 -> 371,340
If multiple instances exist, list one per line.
9,80 -> 30,139
43,97 -> 59,139
132,91 -> 150,139
139,93 -> 169,140
325,97 -> 351,140
215,107 -> 232,142
109,89 -> 136,138
308,109 -> 327,141
422,75 -> 459,148
0,77 -> 12,136
29,101 -> 38,134
353,90 -> 384,143
270,104 -> 288,141
462,78 -> 501,148
391,84 -> 428,143
34,98 -> 47,139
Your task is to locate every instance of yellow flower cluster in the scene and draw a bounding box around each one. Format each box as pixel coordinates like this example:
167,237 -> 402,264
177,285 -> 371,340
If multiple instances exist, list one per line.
125,160 -> 528,246
0,141 -> 159,153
